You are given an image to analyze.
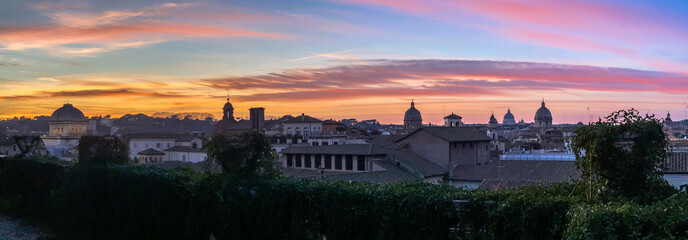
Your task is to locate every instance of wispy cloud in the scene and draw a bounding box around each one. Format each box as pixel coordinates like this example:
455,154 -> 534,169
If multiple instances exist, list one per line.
336,0 -> 688,72
201,59 -> 688,102
0,2 -> 288,56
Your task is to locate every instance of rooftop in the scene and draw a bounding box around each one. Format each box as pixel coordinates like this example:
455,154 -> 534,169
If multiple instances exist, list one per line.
164,146 -> 205,153
452,160 -> 579,183
396,127 -> 492,143
137,148 -> 165,155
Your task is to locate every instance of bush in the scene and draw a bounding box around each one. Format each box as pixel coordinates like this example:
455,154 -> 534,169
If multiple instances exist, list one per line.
54,165 -> 196,239
3,157 -> 688,239
564,196 -> 688,239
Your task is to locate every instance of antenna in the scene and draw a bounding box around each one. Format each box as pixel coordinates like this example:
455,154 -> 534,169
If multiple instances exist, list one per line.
587,107 -> 591,124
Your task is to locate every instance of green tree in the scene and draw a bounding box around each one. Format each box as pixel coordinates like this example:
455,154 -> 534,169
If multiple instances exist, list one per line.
205,130 -> 280,180
78,136 -> 129,165
573,109 -> 672,200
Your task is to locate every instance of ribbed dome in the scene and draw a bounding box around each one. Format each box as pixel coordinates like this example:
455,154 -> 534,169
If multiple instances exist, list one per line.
503,109 -> 516,125
50,103 -> 86,121
534,100 -> 552,121
404,101 -> 422,121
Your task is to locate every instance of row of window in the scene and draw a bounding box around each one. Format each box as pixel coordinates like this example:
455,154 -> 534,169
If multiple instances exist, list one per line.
140,156 -> 163,163
53,127 -> 83,134
286,154 -> 365,171
286,126 -> 322,135
311,141 -> 338,146
132,142 -> 172,149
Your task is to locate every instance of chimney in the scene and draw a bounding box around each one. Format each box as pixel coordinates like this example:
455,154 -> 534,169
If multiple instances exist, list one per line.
249,107 -> 265,131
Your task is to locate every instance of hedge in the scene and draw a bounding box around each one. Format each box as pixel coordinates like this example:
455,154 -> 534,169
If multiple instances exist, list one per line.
2,157 -> 685,239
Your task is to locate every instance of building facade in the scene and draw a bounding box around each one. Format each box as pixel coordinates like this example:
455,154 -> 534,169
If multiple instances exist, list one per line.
42,103 -> 89,160
444,113 -> 463,127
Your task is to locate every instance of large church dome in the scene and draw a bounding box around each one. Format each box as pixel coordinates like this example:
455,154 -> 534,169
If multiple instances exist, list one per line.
50,103 -> 86,122
404,101 -> 422,121
503,109 -> 516,125
534,100 -> 552,121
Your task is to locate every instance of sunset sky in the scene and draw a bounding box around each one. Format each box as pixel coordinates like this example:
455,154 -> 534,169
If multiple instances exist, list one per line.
1,0 -> 688,124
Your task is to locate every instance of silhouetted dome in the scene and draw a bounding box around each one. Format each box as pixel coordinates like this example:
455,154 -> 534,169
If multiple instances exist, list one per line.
404,101 -> 422,121
503,109 -> 516,125
489,114 -> 498,124
223,98 -> 234,111
534,100 -> 552,122
50,103 -> 86,122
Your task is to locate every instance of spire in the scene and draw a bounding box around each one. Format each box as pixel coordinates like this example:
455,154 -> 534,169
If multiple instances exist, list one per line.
541,99 -> 546,108
507,108 -> 511,113
411,99 -> 415,108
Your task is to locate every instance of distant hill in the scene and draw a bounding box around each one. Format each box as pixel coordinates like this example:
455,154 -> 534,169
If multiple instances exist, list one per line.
151,112 -> 215,120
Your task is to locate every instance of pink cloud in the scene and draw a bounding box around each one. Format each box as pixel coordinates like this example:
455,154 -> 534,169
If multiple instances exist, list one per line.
337,0 -> 688,72
200,59 -> 688,103
0,22 -> 287,52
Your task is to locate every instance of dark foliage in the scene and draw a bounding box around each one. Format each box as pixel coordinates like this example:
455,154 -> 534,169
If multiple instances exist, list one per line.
205,130 -> 280,180
1,156 -> 687,239
77,135 -> 129,165
573,109 -> 672,201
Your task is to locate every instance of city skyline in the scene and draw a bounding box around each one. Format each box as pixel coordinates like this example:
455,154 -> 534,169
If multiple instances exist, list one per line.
2,0 -> 688,123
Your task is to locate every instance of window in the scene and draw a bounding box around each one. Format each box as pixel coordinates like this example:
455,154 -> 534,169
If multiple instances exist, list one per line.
312,142 -> 318,146
287,154 -> 293,167
134,143 -> 138,148
304,154 -> 312,168
345,155 -> 353,170
295,155 -> 302,167
357,156 -> 365,171
156,143 -> 161,148
314,155 -> 322,168
167,143 -> 171,148
333,141 -> 338,145
322,142 -> 328,146
182,155 -> 186,161
145,143 -> 149,148
324,155 -> 332,169
287,128 -> 293,134
335,155 -> 342,170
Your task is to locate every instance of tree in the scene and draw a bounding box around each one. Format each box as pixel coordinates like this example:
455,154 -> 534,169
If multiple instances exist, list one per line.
573,109 -> 671,199
205,130 -> 280,180
78,136 -> 129,165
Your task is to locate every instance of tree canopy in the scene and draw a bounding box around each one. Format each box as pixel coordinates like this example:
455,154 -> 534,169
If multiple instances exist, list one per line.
573,109 -> 671,200
78,136 -> 129,165
205,130 -> 280,180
